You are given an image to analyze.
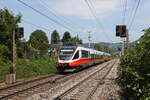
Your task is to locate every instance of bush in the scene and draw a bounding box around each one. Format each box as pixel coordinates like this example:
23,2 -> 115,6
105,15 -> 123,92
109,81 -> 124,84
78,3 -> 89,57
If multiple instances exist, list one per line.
118,28 -> 150,100
0,61 -> 10,82
0,45 -> 10,82
16,56 -> 57,79
0,56 -> 57,83
0,44 -> 9,61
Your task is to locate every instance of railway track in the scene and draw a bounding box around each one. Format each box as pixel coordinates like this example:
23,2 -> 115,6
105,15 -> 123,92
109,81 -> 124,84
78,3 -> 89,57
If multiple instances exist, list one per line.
0,60 -> 116,100
0,74 -> 66,100
0,61 -> 103,100
53,59 -> 117,100
85,59 -> 118,100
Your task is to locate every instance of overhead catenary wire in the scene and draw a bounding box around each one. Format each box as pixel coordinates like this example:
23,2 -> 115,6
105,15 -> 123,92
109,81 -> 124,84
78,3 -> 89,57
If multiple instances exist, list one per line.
38,0 -> 79,31
85,0 -> 103,28
22,19 -> 52,32
128,0 -> 141,30
126,1 -> 137,27
0,0 -> 52,32
17,0 -> 74,32
122,0 -> 128,25
85,0 -> 114,43
87,0 -> 115,43
38,0 -> 86,34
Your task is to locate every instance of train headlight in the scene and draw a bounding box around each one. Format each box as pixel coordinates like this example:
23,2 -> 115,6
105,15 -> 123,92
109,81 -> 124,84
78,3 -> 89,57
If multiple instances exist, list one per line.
57,63 -> 62,67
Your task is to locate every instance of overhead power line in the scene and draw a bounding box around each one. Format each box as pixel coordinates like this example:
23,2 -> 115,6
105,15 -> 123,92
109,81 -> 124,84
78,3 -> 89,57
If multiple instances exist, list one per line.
17,0 -> 74,32
85,0 -> 103,28
22,19 -> 52,32
39,0 -> 78,31
128,0 -> 141,30
85,0 -> 114,42
126,1 -> 136,26
122,0 -> 128,25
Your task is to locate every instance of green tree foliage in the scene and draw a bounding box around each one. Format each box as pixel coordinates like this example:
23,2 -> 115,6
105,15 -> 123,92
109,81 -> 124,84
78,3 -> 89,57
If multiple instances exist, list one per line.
51,30 -> 60,44
0,44 -> 9,61
69,35 -> 82,44
0,9 -> 21,59
62,31 -> 71,42
28,30 -> 49,52
16,56 -> 57,79
94,44 -> 113,54
0,56 -> 57,83
118,28 -> 150,100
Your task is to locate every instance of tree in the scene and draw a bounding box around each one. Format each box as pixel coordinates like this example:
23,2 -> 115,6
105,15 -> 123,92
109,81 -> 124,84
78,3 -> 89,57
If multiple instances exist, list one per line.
62,31 -> 71,42
69,35 -> 82,44
28,30 -> 49,53
118,27 -> 150,99
94,44 -> 103,51
0,9 -> 21,60
94,44 -> 113,54
140,28 -> 150,40
51,30 -> 60,44
0,44 -> 9,61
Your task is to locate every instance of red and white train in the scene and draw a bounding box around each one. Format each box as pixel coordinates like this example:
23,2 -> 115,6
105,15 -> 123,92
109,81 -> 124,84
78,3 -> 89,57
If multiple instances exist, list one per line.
57,43 -> 111,73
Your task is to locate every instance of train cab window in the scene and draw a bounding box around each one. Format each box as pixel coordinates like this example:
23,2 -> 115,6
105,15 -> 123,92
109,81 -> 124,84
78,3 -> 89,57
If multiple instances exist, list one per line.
73,51 -> 79,60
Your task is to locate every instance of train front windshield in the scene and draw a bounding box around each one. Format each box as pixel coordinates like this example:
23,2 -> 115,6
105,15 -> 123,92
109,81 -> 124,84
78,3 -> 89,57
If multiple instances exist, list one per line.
59,55 -> 72,60
59,48 -> 74,60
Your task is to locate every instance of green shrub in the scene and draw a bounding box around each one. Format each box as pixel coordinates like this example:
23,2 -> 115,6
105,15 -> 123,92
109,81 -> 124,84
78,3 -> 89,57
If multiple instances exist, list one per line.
0,44 -> 10,82
0,61 -> 10,82
0,56 -> 57,83
118,28 -> 150,100
0,44 -> 9,61
16,56 -> 57,79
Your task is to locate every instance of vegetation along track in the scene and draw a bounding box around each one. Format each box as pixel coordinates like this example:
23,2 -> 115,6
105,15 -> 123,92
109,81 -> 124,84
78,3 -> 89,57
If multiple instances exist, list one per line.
0,60 -> 116,100
0,74 -> 66,100
53,59 -> 117,100
0,61 -> 102,100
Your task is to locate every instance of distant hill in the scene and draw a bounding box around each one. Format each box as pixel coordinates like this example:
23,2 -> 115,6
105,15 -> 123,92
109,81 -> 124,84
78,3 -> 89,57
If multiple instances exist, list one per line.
83,36 -> 142,53
84,42 -> 122,52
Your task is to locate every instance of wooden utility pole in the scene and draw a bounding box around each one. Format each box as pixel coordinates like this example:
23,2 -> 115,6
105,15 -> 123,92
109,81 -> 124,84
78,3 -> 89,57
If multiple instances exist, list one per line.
6,30 -> 16,84
126,29 -> 130,49
122,29 -> 130,55
121,39 -> 125,56
12,30 -> 16,76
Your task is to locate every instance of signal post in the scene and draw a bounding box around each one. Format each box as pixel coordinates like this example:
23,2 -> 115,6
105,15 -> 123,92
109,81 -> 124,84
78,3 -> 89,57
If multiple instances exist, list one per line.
116,25 -> 129,56
5,27 -> 24,84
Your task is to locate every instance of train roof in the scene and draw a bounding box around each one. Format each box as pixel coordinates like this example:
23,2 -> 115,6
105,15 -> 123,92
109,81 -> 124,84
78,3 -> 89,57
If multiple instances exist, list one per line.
77,46 -> 110,55
60,42 -> 111,56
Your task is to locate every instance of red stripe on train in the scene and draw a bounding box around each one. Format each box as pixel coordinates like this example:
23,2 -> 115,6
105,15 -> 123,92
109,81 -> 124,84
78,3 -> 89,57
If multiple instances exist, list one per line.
69,57 -> 107,67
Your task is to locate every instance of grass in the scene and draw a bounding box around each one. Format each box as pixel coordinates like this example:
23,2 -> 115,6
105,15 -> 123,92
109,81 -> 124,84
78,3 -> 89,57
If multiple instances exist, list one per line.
0,56 -> 58,83
0,61 -> 10,83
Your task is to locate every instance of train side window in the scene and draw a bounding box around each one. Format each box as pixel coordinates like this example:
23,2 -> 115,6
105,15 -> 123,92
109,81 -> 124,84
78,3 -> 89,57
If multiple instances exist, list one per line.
81,50 -> 88,58
73,51 -> 79,60
91,54 -> 94,59
88,51 -> 90,58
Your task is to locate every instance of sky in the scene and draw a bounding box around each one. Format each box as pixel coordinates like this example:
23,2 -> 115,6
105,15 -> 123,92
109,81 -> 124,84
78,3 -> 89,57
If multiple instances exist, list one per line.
0,0 -> 149,43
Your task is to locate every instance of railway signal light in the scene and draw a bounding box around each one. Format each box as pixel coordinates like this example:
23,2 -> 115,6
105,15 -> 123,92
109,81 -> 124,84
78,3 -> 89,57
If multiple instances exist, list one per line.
116,25 -> 127,37
116,26 -> 121,36
15,27 -> 24,38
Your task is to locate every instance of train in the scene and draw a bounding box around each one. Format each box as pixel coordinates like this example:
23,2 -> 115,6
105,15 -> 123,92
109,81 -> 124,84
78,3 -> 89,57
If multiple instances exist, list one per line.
56,43 -> 111,73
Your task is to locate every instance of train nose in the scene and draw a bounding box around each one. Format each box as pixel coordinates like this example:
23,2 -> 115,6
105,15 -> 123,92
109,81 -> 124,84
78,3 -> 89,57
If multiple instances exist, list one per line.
57,63 -> 61,67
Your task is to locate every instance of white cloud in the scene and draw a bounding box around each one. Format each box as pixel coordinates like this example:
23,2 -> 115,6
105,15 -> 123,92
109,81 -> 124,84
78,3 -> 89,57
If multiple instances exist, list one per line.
46,0 -> 119,19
